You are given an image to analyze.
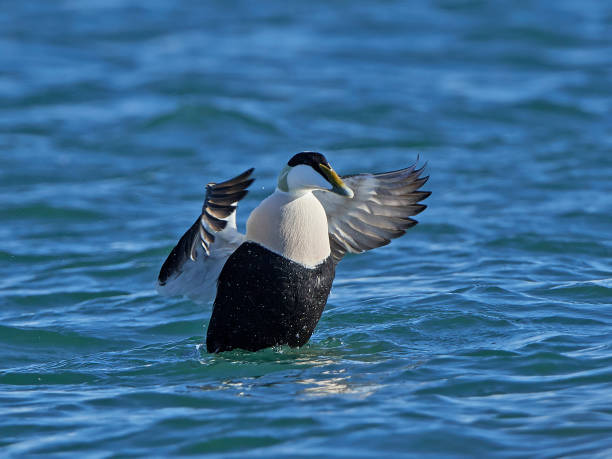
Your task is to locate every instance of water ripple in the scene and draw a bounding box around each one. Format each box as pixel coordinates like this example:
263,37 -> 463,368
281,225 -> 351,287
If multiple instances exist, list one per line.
2,0 -> 612,456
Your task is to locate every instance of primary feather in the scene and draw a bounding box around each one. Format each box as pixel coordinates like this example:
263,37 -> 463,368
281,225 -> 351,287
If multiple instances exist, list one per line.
156,168 -> 254,301
313,163 -> 430,263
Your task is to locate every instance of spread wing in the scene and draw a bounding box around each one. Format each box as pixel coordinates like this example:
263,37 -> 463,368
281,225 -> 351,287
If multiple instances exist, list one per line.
157,168 -> 254,302
313,163 -> 430,263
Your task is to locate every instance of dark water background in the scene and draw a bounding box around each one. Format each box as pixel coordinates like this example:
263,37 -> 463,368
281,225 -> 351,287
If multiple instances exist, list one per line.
2,1 -> 612,457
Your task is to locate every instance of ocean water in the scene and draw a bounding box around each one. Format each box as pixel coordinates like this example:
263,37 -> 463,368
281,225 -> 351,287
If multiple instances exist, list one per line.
2,0 -> 612,457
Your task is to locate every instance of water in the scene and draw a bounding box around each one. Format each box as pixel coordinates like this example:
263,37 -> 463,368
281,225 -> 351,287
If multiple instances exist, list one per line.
2,0 -> 612,456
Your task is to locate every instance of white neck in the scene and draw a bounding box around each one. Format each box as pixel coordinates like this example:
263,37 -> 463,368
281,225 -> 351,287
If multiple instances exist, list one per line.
246,189 -> 331,267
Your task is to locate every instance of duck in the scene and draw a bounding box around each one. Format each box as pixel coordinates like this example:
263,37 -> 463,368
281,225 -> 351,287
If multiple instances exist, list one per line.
157,152 -> 430,353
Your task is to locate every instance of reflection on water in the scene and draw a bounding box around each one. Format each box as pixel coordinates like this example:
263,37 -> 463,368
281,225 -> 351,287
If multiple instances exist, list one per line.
298,373 -> 380,399
194,343 -> 382,397
189,368 -> 380,399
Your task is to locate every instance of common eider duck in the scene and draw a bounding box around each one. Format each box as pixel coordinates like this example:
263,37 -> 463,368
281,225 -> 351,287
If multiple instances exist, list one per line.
157,152 -> 430,353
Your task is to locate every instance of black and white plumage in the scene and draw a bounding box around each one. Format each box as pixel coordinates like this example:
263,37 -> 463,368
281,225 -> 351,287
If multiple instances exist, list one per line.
157,168 -> 254,301
313,167 -> 430,263
157,152 -> 430,352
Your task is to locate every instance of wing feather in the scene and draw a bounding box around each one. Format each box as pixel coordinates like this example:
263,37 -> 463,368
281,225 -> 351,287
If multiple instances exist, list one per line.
313,162 -> 430,263
157,168 -> 255,301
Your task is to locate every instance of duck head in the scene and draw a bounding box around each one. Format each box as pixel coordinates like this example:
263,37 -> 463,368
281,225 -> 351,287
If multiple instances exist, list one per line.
277,151 -> 354,198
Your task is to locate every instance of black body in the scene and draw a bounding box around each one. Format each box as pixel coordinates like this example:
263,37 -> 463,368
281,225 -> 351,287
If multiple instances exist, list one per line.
206,242 -> 336,353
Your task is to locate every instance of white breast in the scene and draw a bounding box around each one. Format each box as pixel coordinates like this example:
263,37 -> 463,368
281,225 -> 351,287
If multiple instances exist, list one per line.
246,190 -> 331,267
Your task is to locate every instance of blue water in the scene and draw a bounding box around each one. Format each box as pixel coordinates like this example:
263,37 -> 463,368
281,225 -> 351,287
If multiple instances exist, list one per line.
2,1 -> 612,457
